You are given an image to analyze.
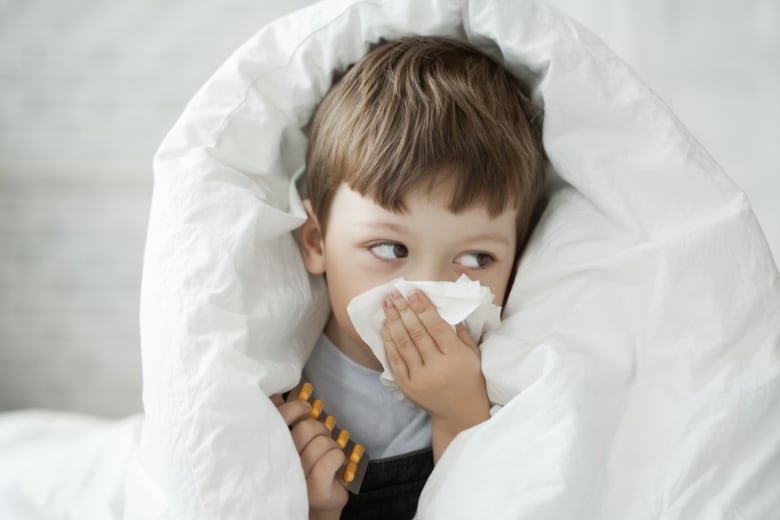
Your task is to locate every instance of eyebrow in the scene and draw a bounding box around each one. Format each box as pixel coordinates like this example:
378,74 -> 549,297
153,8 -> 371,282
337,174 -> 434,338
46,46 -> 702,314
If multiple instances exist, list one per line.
461,233 -> 512,247
357,222 -> 511,247
356,221 -> 409,234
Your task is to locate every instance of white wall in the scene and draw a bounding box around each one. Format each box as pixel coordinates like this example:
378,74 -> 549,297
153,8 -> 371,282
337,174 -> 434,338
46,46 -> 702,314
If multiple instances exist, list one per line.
1,0 -> 777,417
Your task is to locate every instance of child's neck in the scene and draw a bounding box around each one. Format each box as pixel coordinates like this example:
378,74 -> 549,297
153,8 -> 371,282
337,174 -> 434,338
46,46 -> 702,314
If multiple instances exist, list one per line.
324,315 -> 383,372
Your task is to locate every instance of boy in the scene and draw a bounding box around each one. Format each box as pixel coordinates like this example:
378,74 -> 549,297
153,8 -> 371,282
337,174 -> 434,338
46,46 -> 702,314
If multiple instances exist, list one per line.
273,36 -> 545,520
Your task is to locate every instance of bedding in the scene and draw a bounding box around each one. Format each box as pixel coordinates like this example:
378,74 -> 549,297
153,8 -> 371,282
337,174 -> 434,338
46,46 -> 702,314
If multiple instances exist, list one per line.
0,411 -> 142,519
1,0 -> 778,518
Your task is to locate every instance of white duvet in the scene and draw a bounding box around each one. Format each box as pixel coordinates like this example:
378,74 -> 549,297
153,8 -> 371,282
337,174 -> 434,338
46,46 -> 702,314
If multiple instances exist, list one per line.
2,0 -> 779,518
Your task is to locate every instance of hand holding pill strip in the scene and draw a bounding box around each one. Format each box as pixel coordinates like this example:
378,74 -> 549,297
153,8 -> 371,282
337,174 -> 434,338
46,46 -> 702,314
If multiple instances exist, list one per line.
287,381 -> 370,494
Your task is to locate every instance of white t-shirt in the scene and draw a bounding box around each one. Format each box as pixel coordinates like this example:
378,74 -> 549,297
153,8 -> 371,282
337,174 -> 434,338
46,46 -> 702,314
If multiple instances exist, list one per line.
301,334 -> 431,459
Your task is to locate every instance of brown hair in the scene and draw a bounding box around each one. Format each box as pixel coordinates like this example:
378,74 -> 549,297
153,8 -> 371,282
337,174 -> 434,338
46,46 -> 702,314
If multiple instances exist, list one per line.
305,36 -> 545,244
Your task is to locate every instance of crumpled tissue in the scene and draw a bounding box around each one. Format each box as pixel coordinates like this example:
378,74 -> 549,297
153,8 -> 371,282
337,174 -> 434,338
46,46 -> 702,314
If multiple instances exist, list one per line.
346,274 -> 502,400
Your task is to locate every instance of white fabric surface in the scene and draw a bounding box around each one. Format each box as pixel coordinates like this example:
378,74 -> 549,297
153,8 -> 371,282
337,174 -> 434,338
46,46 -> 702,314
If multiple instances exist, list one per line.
119,0 -> 779,518
0,411 -> 142,520
347,275 -> 501,400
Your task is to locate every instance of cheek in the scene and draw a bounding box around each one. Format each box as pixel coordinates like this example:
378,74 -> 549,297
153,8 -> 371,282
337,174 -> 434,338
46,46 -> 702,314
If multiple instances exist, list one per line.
323,258 -> 375,317
488,283 -> 507,306
322,261 -> 384,346
483,263 -> 517,306
323,271 -> 361,335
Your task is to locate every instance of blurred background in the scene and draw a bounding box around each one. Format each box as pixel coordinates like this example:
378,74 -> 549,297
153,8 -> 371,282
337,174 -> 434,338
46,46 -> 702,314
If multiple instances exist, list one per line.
0,0 -> 778,419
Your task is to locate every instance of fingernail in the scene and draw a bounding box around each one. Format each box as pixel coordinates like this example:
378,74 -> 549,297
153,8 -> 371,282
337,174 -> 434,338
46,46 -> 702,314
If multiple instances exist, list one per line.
382,297 -> 393,310
390,288 -> 402,300
407,291 -> 420,304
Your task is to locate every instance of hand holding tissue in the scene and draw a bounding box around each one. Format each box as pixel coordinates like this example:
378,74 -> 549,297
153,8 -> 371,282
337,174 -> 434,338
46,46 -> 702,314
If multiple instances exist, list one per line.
346,275 -> 501,400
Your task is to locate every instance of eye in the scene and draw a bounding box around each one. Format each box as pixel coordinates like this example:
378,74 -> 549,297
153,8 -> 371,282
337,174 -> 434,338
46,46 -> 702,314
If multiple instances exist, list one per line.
369,242 -> 409,261
457,252 -> 494,268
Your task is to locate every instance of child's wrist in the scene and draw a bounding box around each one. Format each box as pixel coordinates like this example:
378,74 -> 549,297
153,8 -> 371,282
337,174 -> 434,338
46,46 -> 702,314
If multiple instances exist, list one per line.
431,387 -> 491,433
431,405 -> 490,437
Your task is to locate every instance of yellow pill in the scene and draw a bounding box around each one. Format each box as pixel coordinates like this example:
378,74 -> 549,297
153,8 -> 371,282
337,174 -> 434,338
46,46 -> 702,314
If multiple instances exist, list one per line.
336,429 -> 350,449
350,443 -> 364,464
297,382 -> 313,401
343,462 -> 357,483
323,415 -> 336,431
309,399 -> 323,419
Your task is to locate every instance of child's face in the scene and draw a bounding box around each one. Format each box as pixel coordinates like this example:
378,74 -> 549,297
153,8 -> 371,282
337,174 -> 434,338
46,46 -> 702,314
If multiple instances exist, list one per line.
301,175 -> 518,367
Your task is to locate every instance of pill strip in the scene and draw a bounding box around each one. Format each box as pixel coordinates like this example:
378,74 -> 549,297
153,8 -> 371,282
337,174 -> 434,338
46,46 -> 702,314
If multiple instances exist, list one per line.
286,381 -> 370,494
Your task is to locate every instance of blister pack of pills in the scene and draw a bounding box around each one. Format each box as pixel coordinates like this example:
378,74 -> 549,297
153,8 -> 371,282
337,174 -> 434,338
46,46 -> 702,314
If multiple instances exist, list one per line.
286,381 -> 370,494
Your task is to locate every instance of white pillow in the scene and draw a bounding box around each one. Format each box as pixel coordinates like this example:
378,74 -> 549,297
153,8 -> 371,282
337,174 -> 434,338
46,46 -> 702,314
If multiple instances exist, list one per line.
129,0 -> 780,518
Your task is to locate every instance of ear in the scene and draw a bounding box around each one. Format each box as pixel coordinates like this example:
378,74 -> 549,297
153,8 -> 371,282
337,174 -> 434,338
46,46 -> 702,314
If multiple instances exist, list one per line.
299,199 -> 326,275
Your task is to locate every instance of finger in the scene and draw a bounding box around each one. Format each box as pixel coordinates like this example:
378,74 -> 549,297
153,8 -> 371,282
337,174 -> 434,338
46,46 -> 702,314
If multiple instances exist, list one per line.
291,417 -> 333,457
406,289 -> 461,353
276,399 -> 312,428
456,323 -> 480,355
307,446 -> 348,507
270,393 -> 284,407
300,431 -> 343,477
382,292 -> 424,368
383,322 -> 410,381
389,289 -> 442,360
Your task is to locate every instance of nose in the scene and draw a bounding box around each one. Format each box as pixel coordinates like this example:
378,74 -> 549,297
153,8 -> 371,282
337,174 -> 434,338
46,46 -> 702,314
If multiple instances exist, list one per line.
405,261 -> 458,283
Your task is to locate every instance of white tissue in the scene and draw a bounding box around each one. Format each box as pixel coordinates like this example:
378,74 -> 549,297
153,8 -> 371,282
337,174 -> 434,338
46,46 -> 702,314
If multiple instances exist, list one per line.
346,274 -> 502,399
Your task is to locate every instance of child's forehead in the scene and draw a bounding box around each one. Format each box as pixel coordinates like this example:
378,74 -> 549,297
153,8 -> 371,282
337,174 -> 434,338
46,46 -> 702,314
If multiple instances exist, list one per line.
352,164 -> 495,207
333,181 -> 518,223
